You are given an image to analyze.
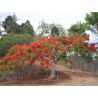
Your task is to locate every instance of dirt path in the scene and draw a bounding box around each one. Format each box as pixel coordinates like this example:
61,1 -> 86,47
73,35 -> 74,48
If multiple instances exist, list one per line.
55,75 -> 98,86
0,65 -> 98,86
55,65 -> 98,86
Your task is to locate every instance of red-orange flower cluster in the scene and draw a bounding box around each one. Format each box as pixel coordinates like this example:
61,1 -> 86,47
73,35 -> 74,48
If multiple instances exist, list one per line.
0,34 -> 97,71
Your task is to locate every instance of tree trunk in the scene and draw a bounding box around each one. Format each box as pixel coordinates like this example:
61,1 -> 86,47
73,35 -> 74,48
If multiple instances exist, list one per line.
16,66 -> 19,82
74,52 -> 78,71
49,58 -> 56,81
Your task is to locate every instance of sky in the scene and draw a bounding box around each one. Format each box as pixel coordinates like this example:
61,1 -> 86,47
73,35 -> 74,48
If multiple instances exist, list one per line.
0,0 -> 98,43
0,12 -> 87,30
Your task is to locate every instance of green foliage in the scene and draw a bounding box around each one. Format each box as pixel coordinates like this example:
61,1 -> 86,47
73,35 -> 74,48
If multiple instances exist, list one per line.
21,20 -> 34,35
79,52 -> 93,63
66,62 -> 72,69
60,52 -> 67,59
51,26 -> 59,36
0,34 -> 35,57
2,14 -> 21,34
85,12 -> 98,35
37,20 -> 66,37
68,22 -> 86,35
43,41 -> 51,47
37,20 -> 50,34
95,55 -> 98,59
2,14 -> 35,35
31,54 -> 36,60
85,12 -> 98,26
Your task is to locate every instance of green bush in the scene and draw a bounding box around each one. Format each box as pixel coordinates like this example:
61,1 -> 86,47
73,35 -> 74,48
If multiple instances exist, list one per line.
66,62 -> 72,69
0,34 -> 35,57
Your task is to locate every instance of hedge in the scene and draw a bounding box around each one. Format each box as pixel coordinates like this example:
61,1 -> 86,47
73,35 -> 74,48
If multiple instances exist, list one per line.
0,34 -> 35,57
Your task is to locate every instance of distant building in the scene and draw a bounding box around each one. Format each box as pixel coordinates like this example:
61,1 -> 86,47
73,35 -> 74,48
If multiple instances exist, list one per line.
0,16 -> 7,38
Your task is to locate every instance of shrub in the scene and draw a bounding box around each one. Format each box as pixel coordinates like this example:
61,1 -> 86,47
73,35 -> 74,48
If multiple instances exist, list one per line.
66,62 -> 72,69
0,34 -> 35,57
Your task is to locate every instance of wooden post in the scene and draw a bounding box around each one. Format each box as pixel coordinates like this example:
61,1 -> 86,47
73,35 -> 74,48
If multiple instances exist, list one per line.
56,71 -> 59,80
16,65 -> 19,83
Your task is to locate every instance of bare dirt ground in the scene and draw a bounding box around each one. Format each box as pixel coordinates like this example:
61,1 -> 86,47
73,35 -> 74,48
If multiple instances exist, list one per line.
0,65 -> 98,86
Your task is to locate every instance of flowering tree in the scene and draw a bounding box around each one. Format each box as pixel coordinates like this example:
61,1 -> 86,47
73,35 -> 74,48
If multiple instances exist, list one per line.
67,34 -> 98,71
0,34 -> 98,81
0,36 -> 68,80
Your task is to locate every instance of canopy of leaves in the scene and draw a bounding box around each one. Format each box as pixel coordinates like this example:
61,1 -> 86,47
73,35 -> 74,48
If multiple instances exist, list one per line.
68,22 -> 86,36
85,12 -> 98,26
2,14 -> 20,34
0,34 -> 35,57
37,20 -> 66,37
85,12 -> 98,36
21,20 -> 34,35
51,26 -> 59,36
2,14 -> 35,36
0,34 -> 97,71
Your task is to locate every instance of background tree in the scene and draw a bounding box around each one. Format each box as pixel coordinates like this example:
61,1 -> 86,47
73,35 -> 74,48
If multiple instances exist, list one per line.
0,30 -> 2,36
50,23 -> 66,36
85,12 -> 98,38
37,20 -> 66,38
2,14 -> 20,34
68,22 -> 86,36
51,26 -> 59,36
21,20 -> 34,35
37,19 -> 50,34
16,24 -> 21,34
0,18 -> 2,36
